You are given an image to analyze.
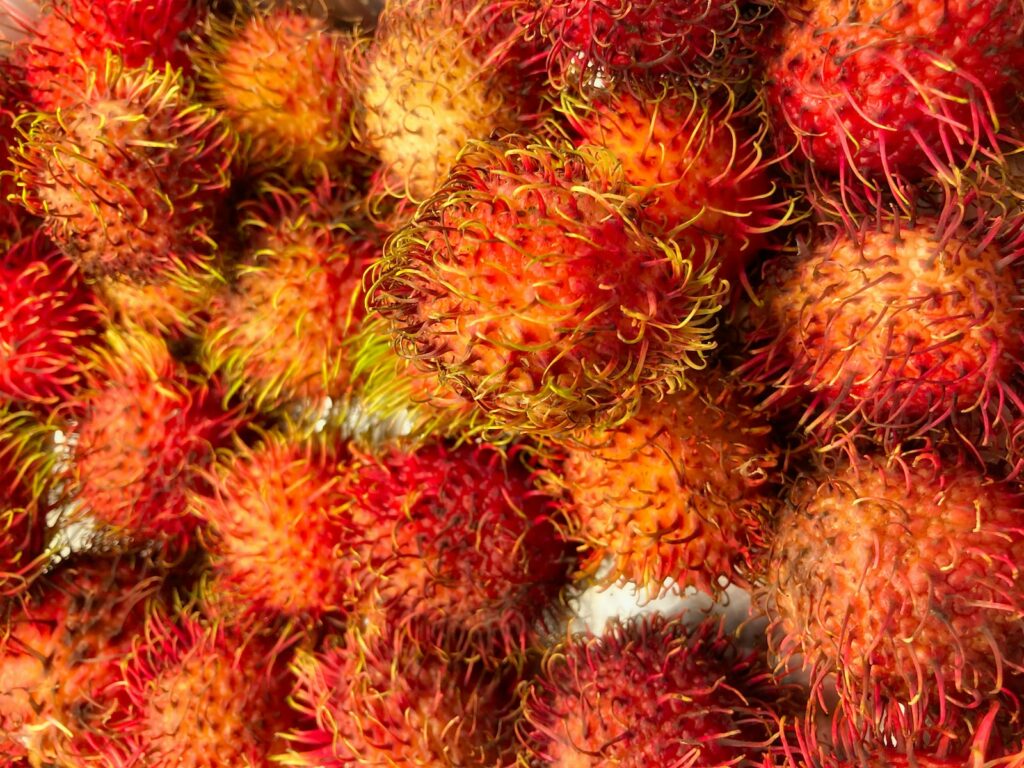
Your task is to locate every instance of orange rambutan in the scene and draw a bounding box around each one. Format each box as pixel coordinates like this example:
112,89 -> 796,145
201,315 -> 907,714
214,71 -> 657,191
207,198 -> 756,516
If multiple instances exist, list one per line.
544,369 -> 780,595
561,81 -> 795,286
766,449 -> 1024,755
287,620 -> 520,766
190,432 -> 351,620
194,7 -> 358,178
742,207 -> 1024,454
368,135 -> 725,438
201,175 -> 378,412
11,55 -> 235,285
61,327 -> 244,549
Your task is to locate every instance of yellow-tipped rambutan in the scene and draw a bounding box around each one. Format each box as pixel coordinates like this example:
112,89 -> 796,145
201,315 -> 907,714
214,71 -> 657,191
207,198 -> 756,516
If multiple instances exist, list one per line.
287,620 -> 521,766
369,134 -> 726,438
194,7 -> 358,178
201,175 -> 378,413
11,55 -> 235,284
544,369 -> 780,595
355,0 -> 529,203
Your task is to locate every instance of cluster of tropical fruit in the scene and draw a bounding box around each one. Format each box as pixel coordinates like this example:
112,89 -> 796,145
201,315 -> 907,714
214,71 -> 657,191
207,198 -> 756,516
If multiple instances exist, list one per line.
1,0 -> 1024,764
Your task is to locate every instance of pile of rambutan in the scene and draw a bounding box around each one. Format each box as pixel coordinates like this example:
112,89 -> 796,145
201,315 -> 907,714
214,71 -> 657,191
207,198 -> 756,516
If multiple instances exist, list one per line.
2,0 -> 1024,765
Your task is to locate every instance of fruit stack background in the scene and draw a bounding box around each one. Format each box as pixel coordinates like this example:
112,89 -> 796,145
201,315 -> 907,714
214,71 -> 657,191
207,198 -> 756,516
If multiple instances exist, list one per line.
1,0 -> 1024,765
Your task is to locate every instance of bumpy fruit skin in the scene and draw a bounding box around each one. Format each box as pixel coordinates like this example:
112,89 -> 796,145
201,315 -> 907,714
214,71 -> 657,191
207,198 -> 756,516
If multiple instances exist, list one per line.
356,0 -> 526,202
92,610 -> 295,768
191,435 -> 352,620
342,441 -> 571,657
562,82 -> 795,286
744,215 -> 1024,452
12,0 -> 202,112
765,0 -> 1024,200
196,9 -> 356,177
0,408 -> 55,598
516,0 -> 747,87
11,56 -> 234,284
64,328 -> 242,547
288,622 -> 520,766
519,614 -> 782,767
0,556 -> 165,764
0,231 -> 102,406
369,136 -> 725,437
767,451 -> 1024,755
548,370 -> 778,594
201,178 -> 377,411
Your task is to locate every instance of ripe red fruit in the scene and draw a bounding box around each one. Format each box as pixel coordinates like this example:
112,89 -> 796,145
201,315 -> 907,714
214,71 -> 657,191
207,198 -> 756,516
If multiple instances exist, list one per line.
288,621 -> 520,765
12,56 -> 234,284
368,135 -> 725,437
0,231 -> 102,406
516,0 -> 749,87
343,441 -> 571,656
519,614 -> 784,766
764,0 -> 1024,201
63,328 -> 243,548
743,211 -> 1024,453
767,450 -> 1024,755
12,0 -> 202,112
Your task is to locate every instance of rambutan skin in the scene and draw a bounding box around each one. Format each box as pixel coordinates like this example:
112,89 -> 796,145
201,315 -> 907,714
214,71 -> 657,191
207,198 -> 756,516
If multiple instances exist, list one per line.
743,214 -> 1024,450
12,0 -> 203,112
195,8 -> 357,177
287,621 -> 521,766
764,0 -> 1024,195
518,614 -> 784,767
342,440 -> 572,656
546,370 -> 779,595
63,328 -> 244,546
561,82 -> 795,285
767,450 -> 1024,752
11,56 -> 235,284
369,135 -> 725,437
190,434 -> 353,619
0,230 -> 102,406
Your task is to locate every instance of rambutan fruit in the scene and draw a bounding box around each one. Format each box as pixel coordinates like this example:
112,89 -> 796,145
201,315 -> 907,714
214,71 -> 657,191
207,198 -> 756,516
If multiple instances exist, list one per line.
742,208 -> 1024,453
0,407 -> 55,597
61,327 -> 244,549
0,555 -> 165,764
11,55 -> 235,284
368,135 -> 725,437
355,0 -> 530,203
518,613 -> 784,766
763,0 -> 1024,203
766,449 -> 1024,754
93,267 -> 223,340
190,433 -> 351,620
287,620 -> 521,766
11,0 -> 202,112
514,0 -> 752,88
200,176 -> 378,412
89,608 -> 297,767
194,7 -> 358,178
544,369 -> 779,596
560,80 -> 796,286
0,230 -> 102,407
341,440 -> 572,657
346,312 -> 481,446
